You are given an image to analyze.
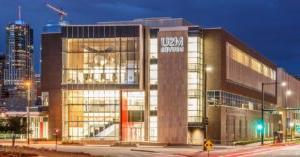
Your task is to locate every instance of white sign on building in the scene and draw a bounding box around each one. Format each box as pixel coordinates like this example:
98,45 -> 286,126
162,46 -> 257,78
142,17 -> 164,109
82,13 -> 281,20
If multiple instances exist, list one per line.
160,37 -> 184,53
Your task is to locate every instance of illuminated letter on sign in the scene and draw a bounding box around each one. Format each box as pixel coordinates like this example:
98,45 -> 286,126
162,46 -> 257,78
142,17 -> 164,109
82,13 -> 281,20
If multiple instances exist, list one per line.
160,37 -> 184,53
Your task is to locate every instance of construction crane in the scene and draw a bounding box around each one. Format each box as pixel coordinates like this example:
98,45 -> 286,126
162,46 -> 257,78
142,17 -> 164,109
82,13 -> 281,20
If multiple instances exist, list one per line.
46,2 -> 68,22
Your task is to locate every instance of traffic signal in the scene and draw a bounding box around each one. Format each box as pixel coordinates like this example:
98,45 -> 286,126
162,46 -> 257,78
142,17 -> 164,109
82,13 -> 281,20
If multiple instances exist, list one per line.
256,119 -> 264,131
257,124 -> 263,131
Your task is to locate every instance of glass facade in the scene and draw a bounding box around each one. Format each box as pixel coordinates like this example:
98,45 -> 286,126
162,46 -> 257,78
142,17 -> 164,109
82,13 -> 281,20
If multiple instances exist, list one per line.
187,30 -> 204,144
148,30 -> 158,142
60,24 -> 204,143
4,22 -> 33,86
149,90 -> 157,141
62,37 -> 140,85
30,117 -> 49,139
187,36 -> 203,124
121,91 -> 145,141
207,90 -> 273,110
61,26 -> 142,141
62,90 -> 120,140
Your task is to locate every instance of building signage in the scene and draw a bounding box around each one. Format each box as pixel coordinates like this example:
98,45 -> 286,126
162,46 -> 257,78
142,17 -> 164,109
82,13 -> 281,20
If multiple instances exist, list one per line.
160,36 -> 184,53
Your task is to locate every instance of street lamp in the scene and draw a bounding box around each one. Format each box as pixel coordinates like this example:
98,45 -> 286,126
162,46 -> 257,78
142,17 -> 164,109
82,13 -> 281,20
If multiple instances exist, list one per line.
203,64 -> 212,148
286,90 -> 292,97
261,81 -> 286,145
25,81 -> 31,145
289,122 -> 294,128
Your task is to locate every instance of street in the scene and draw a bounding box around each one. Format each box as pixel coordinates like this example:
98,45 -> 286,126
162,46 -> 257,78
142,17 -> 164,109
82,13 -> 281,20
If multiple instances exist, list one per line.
3,142 -> 300,157
190,144 -> 300,157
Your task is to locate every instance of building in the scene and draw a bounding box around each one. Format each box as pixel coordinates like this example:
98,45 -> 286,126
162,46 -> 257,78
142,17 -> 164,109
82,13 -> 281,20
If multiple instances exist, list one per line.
1,6 -> 34,111
204,29 -> 279,144
41,17 -> 300,145
276,68 -> 300,139
0,54 -> 6,98
42,17 -> 204,144
4,17 -> 33,88
1,6 -> 47,140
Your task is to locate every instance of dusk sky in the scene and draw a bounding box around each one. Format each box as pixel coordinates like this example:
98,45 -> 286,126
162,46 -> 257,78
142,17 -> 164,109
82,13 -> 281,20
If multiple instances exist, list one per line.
0,0 -> 299,75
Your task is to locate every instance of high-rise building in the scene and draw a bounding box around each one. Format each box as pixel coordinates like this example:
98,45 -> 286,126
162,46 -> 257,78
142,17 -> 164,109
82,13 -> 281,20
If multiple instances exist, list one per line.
0,54 -> 5,87
0,54 -> 6,99
4,10 -> 33,88
2,6 -> 34,113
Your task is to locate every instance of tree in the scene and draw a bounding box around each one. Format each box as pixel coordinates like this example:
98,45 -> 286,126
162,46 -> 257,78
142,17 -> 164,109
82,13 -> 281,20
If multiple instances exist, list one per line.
0,118 -> 8,132
0,117 -> 27,147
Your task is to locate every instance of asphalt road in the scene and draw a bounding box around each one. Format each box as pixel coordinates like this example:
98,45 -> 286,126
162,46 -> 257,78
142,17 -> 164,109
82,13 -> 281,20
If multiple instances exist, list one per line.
192,144 -> 300,157
2,142 -> 300,157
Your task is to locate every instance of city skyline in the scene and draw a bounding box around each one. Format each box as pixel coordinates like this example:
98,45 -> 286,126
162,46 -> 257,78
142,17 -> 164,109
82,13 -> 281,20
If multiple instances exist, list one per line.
0,0 -> 300,74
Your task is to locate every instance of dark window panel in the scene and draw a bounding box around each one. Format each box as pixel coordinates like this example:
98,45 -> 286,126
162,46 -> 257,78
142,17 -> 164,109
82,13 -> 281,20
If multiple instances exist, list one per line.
150,111 -> 157,116
94,26 -> 104,38
116,26 -> 139,37
150,29 -> 159,38
89,26 -> 94,38
84,26 -> 89,38
188,26 -> 201,36
72,26 -> 78,38
128,110 -> 144,122
69,27 -> 74,38
104,26 -> 109,38
62,27 -> 67,37
78,27 -> 83,38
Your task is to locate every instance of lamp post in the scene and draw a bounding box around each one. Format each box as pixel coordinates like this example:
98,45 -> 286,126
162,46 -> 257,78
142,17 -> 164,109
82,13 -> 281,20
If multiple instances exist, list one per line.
203,64 -> 212,147
261,81 -> 286,145
25,81 -> 31,145
285,89 -> 292,142
54,128 -> 59,151
289,121 -> 294,141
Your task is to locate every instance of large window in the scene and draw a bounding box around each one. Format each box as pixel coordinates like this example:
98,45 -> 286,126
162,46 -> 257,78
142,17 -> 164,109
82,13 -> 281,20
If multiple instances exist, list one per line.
62,37 -> 140,85
149,38 -> 157,59
149,90 -> 157,141
207,90 -> 273,110
226,42 -> 276,95
187,36 -> 203,123
149,34 -> 158,141
149,38 -> 158,85
121,91 -> 145,141
62,90 -> 120,140
227,43 -> 276,80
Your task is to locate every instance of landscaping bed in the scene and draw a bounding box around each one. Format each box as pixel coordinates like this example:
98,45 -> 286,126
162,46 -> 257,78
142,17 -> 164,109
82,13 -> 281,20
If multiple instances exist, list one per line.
0,146 -> 102,157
